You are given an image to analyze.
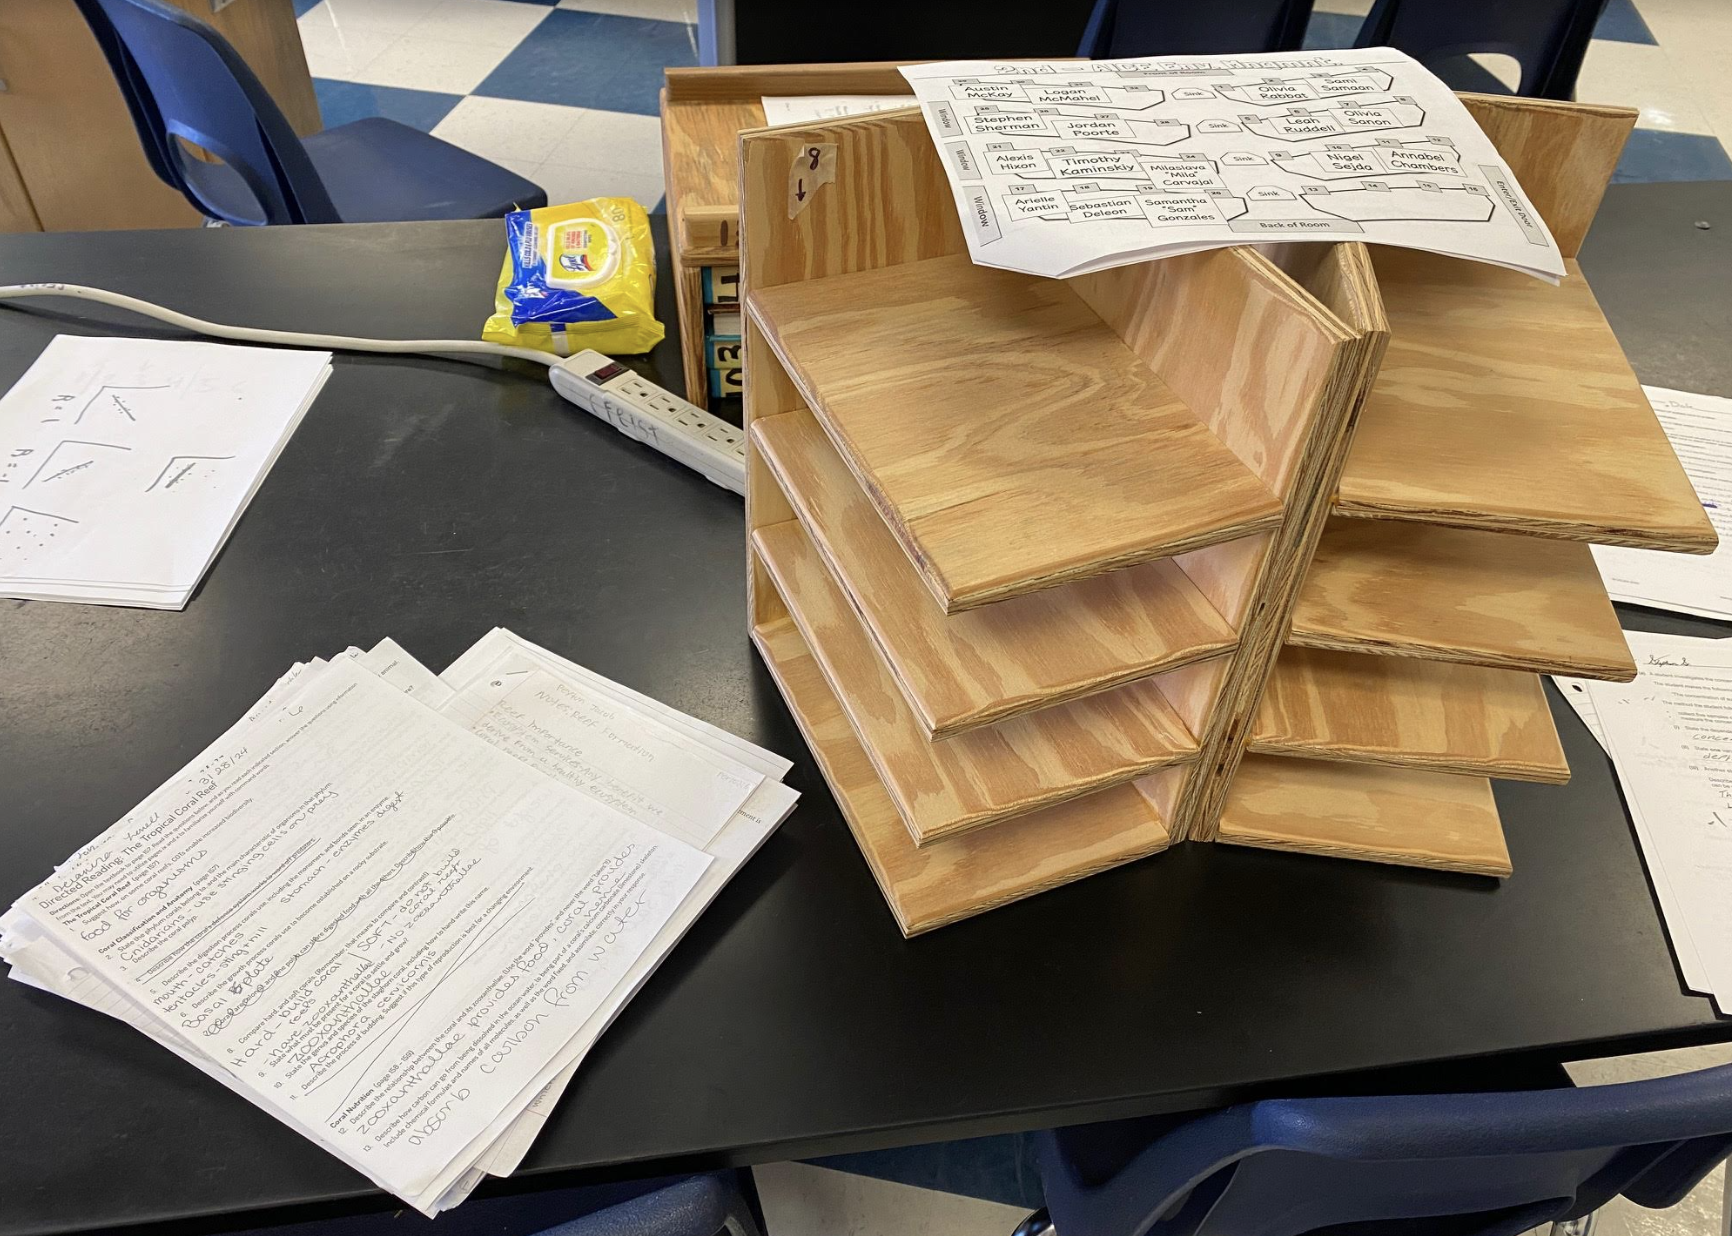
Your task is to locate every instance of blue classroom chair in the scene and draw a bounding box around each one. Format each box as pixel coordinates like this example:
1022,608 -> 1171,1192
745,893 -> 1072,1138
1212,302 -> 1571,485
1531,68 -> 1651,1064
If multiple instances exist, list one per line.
1077,0 -> 1314,57
529,1171 -> 764,1236
1014,1062 -> 1732,1236
74,0 -> 545,225
1352,0 -> 1606,99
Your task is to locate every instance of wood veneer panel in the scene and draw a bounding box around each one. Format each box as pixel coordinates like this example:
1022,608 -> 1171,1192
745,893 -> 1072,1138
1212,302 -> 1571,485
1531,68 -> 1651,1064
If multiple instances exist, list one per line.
752,613 -> 1175,936
1290,518 -> 1636,681
748,254 -> 1283,612
1219,755 -> 1511,877
752,408 -> 1236,736
1459,94 -> 1635,259
752,521 -> 1198,842
1337,251 -> 1716,553
1250,648 -> 1569,784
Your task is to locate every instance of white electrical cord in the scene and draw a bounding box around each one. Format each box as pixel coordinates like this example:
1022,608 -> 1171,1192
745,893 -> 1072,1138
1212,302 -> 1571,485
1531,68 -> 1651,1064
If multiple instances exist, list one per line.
0,283 -> 557,368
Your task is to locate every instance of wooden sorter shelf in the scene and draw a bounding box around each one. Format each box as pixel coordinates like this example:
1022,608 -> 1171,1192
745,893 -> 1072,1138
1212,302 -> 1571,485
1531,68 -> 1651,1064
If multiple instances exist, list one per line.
748,255 -> 1285,612
737,98 -> 1716,934
751,407 -> 1238,736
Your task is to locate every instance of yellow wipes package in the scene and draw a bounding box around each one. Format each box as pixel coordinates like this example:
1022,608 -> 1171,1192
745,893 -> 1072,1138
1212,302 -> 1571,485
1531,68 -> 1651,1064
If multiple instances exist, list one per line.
482,198 -> 665,356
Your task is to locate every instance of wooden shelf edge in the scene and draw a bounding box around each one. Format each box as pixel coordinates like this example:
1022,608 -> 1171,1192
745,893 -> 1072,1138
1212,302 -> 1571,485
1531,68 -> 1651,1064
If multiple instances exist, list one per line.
1284,626 -> 1637,683
1219,755 -> 1511,877
1244,739 -> 1570,785
750,409 -> 1242,738
1331,502 -> 1718,556
751,616 -> 1176,936
752,523 -> 1201,844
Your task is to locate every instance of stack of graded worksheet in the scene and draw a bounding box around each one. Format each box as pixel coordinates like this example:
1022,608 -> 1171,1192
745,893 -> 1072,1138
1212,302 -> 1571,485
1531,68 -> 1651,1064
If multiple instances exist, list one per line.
0,629 -> 797,1214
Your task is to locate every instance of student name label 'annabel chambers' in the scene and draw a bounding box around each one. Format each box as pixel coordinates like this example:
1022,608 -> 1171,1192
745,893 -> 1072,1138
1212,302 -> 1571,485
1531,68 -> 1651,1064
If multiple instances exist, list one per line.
20,657 -> 711,1202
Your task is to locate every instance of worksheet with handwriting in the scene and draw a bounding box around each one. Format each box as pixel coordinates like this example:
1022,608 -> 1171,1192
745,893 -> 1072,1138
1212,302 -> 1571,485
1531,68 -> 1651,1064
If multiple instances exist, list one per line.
12,656 -> 712,1208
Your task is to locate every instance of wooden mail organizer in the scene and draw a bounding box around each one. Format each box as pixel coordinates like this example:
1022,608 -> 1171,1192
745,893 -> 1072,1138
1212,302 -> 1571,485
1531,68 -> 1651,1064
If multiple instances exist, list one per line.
738,98 -> 1716,935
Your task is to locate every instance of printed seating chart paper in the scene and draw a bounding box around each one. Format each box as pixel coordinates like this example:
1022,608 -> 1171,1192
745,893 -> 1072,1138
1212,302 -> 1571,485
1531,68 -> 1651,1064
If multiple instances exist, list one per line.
0,630 -> 797,1215
898,49 -> 1565,280
0,336 -> 331,608
761,95 -> 911,127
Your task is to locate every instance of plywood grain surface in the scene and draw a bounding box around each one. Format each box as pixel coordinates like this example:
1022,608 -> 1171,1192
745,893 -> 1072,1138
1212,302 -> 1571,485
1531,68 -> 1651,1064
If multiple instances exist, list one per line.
748,253 -> 1283,611
752,521 -> 1200,842
1219,754 -> 1511,876
1337,251 -> 1716,553
751,615 -> 1175,936
752,408 -> 1237,735
1290,518 -> 1636,680
1250,647 -> 1569,783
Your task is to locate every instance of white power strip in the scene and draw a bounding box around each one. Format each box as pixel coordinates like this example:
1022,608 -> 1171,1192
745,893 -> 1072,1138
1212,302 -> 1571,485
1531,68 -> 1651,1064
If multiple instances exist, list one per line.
0,286 -> 748,496
549,350 -> 746,495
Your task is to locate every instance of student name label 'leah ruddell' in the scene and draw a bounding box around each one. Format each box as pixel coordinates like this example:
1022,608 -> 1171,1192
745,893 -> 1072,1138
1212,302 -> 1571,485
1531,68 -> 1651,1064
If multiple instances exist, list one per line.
19,657 -> 710,1204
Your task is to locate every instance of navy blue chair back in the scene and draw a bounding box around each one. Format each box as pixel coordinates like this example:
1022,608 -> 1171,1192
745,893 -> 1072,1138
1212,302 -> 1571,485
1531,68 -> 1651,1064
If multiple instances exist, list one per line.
1037,1063 -> 1732,1236
1078,0 -> 1314,57
79,0 -> 338,224
1353,0 -> 1605,99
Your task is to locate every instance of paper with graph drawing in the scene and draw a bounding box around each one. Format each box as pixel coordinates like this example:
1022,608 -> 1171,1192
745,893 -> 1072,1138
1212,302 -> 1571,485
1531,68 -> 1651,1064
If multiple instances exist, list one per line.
0,335 -> 330,608
899,48 -> 1564,281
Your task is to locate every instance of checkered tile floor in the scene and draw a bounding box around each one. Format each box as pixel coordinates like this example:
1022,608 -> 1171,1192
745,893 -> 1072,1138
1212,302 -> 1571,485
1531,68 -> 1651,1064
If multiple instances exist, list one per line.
297,0 -> 1732,221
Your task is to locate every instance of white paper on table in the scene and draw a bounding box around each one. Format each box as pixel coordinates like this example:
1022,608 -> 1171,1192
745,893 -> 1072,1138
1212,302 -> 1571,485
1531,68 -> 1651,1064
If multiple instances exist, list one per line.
898,49 -> 1565,281
432,633 -> 797,1180
1591,388 -> 1732,620
445,656 -> 763,848
0,337 -> 330,607
355,636 -> 458,708
442,628 -> 793,782
8,657 -> 712,1213
1586,632 -> 1732,1012
760,94 -> 912,126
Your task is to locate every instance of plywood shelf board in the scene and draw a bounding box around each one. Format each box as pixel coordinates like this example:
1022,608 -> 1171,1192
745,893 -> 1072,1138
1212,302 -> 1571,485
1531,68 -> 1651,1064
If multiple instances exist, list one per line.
747,253 -> 1285,613
1336,251 -> 1716,554
1219,755 -> 1511,877
1290,518 -> 1636,681
752,523 -> 1201,843
752,616 -> 1175,936
1250,647 -> 1569,784
752,407 -> 1239,736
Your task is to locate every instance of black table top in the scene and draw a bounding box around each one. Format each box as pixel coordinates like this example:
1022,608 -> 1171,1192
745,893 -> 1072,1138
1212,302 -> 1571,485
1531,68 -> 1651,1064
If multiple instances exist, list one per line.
2,186 -> 1729,1236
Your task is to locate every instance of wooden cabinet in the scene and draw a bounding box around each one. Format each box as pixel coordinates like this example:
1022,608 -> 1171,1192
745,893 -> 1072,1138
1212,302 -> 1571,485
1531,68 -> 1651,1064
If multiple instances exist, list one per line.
0,0 -> 319,232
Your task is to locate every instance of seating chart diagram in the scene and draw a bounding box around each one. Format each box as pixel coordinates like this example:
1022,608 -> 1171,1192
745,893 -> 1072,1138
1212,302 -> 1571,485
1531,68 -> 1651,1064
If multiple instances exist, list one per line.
901,49 -> 1564,280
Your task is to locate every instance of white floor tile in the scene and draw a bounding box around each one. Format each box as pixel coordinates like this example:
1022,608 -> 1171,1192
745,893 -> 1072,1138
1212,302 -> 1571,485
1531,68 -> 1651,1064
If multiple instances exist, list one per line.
432,96 -> 591,166
1577,39 -> 1716,135
297,22 -> 399,80
557,0 -> 698,23
1620,0 -> 1732,141
413,0 -> 556,49
753,1162 -> 1032,1236
546,108 -> 663,174
298,0 -> 432,38
531,162 -> 664,209
344,35 -> 515,95
1312,0 -> 1373,15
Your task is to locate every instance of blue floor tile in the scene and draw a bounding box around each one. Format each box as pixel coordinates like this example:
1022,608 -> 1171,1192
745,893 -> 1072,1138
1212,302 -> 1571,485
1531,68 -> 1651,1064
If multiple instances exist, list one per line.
1594,0 -> 1657,44
1612,129 -> 1732,183
293,0 -> 324,15
313,79 -> 464,133
806,1132 -> 1045,1210
1302,10 -> 1363,50
474,9 -> 697,116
